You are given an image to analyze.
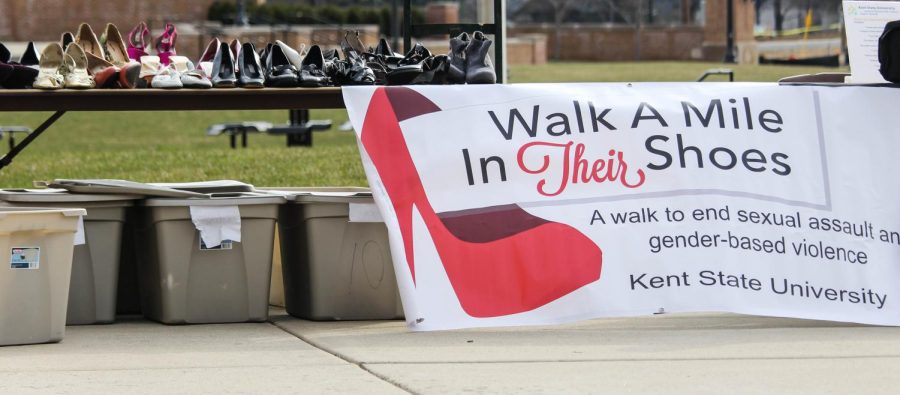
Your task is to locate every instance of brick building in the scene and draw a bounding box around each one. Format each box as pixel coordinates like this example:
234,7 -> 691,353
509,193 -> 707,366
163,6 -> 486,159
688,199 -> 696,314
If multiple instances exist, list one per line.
0,0 -> 216,41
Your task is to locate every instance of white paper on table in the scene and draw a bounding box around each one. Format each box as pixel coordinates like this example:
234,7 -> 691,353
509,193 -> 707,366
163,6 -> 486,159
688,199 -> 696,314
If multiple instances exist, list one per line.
349,202 -> 384,222
189,205 -> 242,248
843,1 -> 900,83
73,216 -> 85,246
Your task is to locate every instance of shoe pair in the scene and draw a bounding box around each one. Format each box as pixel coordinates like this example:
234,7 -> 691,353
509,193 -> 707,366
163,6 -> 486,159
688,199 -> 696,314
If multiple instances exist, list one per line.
33,43 -> 93,90
75,23 -> 141,88
325,33 -> 375,86
140,55 -> 211,89
448,31 -> 496,84
262,41 -> 331,88
0,42 -> 39,89
198,38 -> 263,88
126,22 -> 177,65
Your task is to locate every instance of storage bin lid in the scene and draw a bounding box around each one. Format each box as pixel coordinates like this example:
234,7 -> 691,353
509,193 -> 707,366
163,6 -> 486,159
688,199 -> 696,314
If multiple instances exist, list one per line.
149,180 -> 255,193
0,188 -> 140,203
142,192 -> 285,207
43,179 -> 207,198
258,187 -> 372,203
0,207 -> 86,217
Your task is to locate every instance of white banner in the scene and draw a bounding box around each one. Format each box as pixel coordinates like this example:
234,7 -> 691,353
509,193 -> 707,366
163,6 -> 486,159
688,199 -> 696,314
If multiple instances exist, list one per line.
344,83 -> 900,331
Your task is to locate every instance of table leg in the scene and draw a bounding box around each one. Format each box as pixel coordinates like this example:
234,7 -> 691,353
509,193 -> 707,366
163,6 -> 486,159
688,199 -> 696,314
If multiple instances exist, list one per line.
0,111 -> 66,170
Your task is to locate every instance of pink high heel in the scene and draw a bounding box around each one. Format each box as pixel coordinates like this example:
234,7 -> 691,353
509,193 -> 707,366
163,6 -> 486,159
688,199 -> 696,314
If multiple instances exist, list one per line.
127,22 -> 150,61
360,87 -> 602,318
154,23 -> 177,65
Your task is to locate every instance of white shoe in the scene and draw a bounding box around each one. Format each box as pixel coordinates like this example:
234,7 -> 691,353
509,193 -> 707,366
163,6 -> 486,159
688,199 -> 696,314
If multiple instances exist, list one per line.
63,43 -> 94,89
150,65 -> 183,89
33,43 -> 65,90
170,55 -> 212,89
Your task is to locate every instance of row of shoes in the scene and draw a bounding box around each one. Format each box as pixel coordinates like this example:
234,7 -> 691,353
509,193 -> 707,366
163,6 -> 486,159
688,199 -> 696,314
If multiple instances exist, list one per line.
1,22 -> 496,90
19,22 -> 148,90
363,31 -> 497,85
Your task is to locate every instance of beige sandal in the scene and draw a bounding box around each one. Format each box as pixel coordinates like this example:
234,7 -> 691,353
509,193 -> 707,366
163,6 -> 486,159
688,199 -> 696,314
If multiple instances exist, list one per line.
63,43 -> 95,89
33,43 -> 65,90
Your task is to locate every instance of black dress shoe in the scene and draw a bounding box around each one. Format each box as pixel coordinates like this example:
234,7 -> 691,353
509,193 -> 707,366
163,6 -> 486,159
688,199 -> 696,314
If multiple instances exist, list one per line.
447,32 -> 469,84
374,38 -> 403,69
0,42 -> 10,63
211,42 -> 237,88
0,63 -> 13,87
465,31 -> 496,84
298,45 -> 331,87
337,33 -> 375,85
61,32 -> 75,50
264,43 -> 298,87
238,42 -> 264,88
3,65 -> 38,88
410,54 -> 449,85
19,41 -> 40,66
386,43 -> 432,85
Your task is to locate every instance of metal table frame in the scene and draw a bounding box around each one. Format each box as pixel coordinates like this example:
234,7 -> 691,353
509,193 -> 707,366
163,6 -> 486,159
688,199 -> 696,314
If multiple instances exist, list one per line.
0,87 -> 345,170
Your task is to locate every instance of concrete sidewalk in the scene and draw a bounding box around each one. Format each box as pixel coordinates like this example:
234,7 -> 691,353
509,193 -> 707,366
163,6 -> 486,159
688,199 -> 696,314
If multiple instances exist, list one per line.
2,310 -> 899,394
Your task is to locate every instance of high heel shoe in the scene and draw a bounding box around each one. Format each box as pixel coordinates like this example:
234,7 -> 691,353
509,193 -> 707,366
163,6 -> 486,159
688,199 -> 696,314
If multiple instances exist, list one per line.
465,31 -> 496,84
32,43 -> 65,90
264,42 -> 298,87
75,22 -> 119,86
60,32 -> 75,50
155,23 -> 177,65
75,23 -> 105,67
337,32 -> 375,85
298,44 -> 330,87
196,38 -> 221,78
229,39 -> 241,73
386,43 -> 431,85
237,42 -> 264,88
19,41 -> 40,67
359,87 -> 602,317
62,43 -> 94,89
447,32 -> 468,84
0,42 -> 10,63
103,23 -> 131,67
210,41 -> 236,87
126,22 -> 150,61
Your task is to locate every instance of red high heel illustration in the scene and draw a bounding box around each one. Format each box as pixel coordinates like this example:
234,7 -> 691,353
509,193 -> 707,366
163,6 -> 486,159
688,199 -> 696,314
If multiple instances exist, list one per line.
360,87 -> 602,318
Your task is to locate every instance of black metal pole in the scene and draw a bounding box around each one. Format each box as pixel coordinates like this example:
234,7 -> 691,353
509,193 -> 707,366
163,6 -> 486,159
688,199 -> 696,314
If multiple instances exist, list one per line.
403,0 -> 412,53
724,0 -> 736,63
391,0 -> 400,50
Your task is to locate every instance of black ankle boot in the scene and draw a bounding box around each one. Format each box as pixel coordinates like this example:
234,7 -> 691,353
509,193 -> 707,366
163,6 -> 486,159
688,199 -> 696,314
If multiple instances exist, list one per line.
465,31 -> 496,84
447,32 -> 468,84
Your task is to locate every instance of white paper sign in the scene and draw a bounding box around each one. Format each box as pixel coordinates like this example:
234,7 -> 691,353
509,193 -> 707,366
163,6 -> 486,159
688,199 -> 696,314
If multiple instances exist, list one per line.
843,1 -> 900,83
189,206 -> 242,248
344,83 -> 900,331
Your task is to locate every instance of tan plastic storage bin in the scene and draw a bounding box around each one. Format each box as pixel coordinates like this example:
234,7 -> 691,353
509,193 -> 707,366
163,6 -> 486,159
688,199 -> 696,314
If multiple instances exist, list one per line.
137,194 -> 282,324
273,188 -> 403,320
0,190 -> 138,325
0,207 -> 84,346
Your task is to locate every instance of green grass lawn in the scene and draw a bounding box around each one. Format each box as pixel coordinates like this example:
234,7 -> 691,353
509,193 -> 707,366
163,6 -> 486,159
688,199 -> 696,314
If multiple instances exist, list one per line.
0,62 -> 844,187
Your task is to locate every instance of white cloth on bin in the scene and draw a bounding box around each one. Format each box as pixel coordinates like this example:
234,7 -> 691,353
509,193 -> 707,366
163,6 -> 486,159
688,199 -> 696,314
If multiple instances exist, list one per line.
73,216 -> 85,245
189,205 -> 242,248
349,202 -> 384,222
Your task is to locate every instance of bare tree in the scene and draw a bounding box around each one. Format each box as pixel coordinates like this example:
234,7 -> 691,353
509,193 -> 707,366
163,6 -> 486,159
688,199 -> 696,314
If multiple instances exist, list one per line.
546,0 -> 575,60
